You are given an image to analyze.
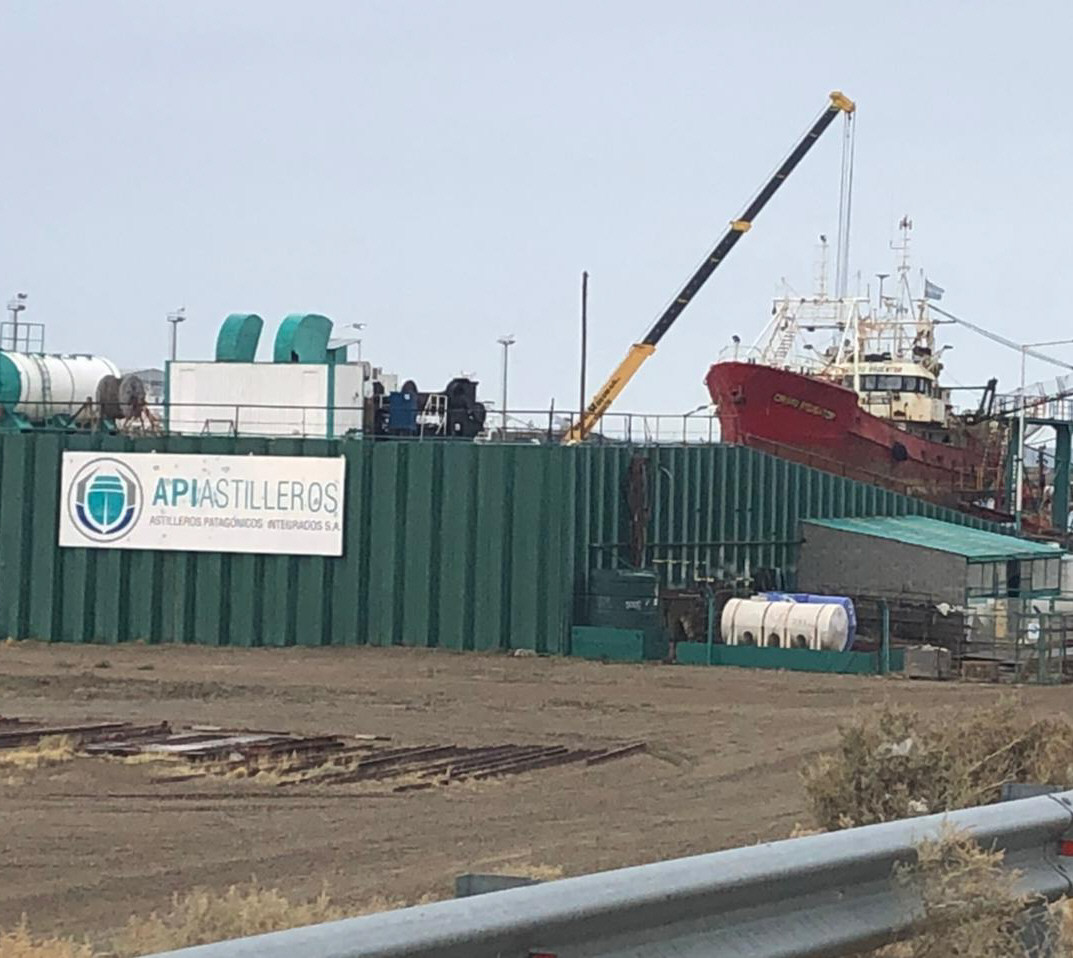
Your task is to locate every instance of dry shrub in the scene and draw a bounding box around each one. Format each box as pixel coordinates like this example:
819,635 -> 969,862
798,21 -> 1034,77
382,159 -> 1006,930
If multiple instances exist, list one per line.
0,737 -> 76,771
0,921 -> 92,958
802,700 -> 1073,830
862,828 -> 1035,958
1056,899 -> 1073,952
109,881 -> 342,956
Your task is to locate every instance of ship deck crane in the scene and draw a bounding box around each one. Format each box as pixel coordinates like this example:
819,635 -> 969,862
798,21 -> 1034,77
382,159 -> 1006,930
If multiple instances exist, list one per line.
564,90 -> 855,444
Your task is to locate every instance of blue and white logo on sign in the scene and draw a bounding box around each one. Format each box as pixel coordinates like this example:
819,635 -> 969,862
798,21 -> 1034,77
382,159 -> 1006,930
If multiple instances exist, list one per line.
68,458 -> 144,542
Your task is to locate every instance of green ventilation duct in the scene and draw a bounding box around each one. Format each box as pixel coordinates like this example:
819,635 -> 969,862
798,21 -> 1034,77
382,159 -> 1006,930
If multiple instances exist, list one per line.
273,313 -> 333,363
215,313 -> 264,362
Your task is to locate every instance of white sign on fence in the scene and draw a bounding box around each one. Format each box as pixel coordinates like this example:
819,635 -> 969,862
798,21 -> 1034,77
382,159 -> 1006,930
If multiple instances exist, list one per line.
58,452 -> 346,556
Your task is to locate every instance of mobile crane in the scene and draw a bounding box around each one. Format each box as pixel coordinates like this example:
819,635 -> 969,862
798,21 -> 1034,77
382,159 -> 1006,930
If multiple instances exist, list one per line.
563,90 -> 855,444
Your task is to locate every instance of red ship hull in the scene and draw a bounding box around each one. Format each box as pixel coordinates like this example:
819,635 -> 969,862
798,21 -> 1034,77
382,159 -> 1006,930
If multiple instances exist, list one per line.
706,361 -> 1005,506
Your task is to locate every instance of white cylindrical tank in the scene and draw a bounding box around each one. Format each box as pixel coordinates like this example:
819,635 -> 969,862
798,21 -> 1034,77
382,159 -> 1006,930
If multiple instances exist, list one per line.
0,352 -> 120,421
784,603 -> 849,651
721,598 -> 850,651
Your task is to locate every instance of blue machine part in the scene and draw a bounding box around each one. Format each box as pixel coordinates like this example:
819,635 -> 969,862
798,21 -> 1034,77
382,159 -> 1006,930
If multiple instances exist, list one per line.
387,390 -> 419,434
764,592 -> 857,651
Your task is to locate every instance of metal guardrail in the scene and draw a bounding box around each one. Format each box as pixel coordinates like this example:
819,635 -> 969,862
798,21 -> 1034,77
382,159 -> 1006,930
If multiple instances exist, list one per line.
148,790 -> 1073,958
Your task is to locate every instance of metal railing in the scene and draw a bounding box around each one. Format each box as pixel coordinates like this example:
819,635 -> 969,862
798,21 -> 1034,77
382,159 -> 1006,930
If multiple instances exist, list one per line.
3,399 -> 723,445
962,606 -> 1073,684
146,790 -> 1073,958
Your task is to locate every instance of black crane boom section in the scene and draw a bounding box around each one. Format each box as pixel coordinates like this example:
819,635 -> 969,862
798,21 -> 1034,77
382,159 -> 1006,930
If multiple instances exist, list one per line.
641,99 -> 849,348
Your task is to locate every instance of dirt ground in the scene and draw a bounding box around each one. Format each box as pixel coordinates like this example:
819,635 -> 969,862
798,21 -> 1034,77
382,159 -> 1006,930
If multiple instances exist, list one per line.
1,640 -> 1069,942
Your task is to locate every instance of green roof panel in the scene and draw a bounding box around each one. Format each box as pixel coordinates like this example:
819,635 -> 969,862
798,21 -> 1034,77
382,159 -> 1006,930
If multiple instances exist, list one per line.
803,515 -> 1062,562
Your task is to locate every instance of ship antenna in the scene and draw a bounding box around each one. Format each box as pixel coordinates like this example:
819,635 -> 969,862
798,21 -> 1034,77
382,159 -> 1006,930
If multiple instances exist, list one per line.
896,215 -> 912,280
891,216 -> 914,355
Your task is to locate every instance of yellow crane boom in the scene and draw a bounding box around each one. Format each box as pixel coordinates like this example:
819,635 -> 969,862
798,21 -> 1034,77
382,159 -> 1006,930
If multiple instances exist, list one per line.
563,90 -> 855,444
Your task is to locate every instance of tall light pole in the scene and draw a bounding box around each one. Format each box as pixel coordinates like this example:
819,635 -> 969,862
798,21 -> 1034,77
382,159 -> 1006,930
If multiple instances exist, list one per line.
579,272 -> 588,434
166,307 -> 186,362
6,292 -> 27,351
1015,337 -> 1073,530
497,335 -> 516,437
349,322 -> 367,363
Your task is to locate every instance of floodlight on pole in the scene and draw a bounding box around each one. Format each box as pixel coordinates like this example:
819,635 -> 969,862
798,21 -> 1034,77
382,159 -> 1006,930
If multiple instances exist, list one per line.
167,307 -> 186,362
497,335 -> 516,437
349,322 -> 366,363
6,292 -> 28,351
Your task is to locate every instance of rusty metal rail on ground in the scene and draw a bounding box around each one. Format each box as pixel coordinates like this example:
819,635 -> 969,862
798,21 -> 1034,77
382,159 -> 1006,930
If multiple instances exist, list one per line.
0,718 -> 645,790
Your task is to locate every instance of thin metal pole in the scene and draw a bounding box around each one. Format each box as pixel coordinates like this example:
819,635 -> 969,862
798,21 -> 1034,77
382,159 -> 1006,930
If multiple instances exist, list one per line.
1016,344 -> 1026,530
880,599 -> 891,675
580,271 -> 588,431
706,585 -> 715,665
497,335 -> 514,437
167,308 -> 185,362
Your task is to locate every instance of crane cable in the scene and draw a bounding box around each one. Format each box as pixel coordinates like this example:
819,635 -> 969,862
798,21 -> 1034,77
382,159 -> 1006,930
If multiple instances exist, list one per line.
834,110 -> 856,300
929,303 -> 1073,374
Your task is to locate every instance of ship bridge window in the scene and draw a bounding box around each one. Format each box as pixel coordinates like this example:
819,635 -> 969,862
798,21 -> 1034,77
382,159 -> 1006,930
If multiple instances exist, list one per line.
857,375 -> 934,394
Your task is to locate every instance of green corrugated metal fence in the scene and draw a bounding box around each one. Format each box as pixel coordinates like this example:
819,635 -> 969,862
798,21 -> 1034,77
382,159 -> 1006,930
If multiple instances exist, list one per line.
577,443 -> 993,590
0,433 -> 995,650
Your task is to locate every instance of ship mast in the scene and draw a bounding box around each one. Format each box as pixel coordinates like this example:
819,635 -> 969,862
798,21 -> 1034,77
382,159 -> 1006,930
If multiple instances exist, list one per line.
889,215 -> 914,357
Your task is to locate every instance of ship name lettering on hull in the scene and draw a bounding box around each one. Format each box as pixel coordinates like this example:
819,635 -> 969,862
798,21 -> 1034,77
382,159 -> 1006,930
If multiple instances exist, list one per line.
772,392 -> 836,421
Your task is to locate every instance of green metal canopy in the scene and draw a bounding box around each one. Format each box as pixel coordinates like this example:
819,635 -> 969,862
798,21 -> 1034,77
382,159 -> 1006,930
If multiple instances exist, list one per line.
803,515 -> 1062,563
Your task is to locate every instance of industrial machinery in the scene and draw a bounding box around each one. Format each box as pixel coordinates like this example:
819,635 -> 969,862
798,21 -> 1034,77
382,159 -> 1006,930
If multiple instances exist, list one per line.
374,377 -> 487,439
564,90 -> 855,443
0,351 -> 147,431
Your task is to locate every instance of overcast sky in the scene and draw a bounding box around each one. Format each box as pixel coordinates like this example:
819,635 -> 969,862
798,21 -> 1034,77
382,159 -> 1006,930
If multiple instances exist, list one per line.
3,0 -> 1071,415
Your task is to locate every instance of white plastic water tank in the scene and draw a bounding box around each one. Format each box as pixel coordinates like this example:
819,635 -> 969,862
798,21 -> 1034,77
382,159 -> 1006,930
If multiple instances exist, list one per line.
0,352 -> 120,421
721,598 -> 850,651
784,603 -> 849,651
721,598 -> 794,648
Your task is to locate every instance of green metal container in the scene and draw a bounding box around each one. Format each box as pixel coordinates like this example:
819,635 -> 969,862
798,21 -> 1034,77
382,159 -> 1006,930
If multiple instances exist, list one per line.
675,642 -> 905,674
588,569 -> 659,598
587,593 -> 659,615
587,609 -> 662,632
570,626 -> 668,663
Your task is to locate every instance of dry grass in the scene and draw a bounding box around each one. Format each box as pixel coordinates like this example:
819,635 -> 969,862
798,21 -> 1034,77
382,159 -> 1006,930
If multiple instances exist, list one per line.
116,752 -> 182,767
509,864 -> 564,881
1,883 -> 346,958
109,882 -> 342,956
802,699 -> 1073,830
0,738 -> 76,771
0,921 -> 92,958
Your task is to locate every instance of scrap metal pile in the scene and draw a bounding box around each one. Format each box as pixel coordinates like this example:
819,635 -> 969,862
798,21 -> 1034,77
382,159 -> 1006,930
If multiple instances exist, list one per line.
0,717 -> 644,791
